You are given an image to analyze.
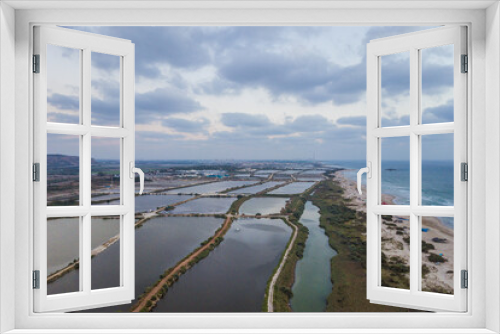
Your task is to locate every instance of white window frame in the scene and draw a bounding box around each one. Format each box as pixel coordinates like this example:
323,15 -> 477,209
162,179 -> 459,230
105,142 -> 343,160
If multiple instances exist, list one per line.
366,26 -> 468,312
33,26 -> 136,313
1,1 -> 499,333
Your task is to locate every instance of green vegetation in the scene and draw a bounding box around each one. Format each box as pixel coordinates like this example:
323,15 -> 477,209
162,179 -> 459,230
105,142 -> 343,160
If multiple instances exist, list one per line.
228,195 -> 250,214
272,195 -> 309,312
261,217 -> 297,312
427,252 -> 447,263
311,180 -> 412,312
422,240 -> 435,253
382,254 -> 410,289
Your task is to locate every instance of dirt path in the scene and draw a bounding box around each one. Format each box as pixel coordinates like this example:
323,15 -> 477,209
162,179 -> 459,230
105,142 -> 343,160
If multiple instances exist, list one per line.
130,215 -> 234,312
267,217 -> 298,312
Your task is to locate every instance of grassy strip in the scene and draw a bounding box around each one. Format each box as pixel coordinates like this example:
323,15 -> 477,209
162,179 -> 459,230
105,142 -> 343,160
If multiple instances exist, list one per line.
271,195 -> 309,312
228,195 -> 251,214
261,217 -> 297,312
311,179 -> 412,312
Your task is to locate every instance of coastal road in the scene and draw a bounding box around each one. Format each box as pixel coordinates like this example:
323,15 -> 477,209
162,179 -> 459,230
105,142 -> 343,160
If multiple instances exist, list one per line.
267,217 -> 298,312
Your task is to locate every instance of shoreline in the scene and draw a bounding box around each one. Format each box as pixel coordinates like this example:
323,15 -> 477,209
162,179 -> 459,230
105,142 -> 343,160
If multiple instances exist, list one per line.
335,170 -> 454,294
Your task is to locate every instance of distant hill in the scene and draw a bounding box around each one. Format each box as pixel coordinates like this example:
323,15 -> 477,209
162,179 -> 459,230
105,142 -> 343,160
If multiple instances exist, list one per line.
47,154 -> 97,168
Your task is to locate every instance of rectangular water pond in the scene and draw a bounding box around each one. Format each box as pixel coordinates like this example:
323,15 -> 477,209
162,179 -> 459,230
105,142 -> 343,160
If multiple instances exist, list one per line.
96,194 -> 192,213
239,197 -> 289,215
166,181 -> 257,195
152,218 -> 292,312
47,216 -> 120,276
268,182 -> 316,195
171,197 -> 235,214
228,181 -> 285,194
50,216 -> 225,311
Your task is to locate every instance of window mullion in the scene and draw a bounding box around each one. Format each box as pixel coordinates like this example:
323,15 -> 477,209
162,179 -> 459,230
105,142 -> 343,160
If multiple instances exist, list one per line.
81,47 -> 92,294
409,47 -> 420,294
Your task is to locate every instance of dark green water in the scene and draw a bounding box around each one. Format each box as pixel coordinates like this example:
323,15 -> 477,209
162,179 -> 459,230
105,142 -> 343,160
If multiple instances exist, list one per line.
290,201 -> 337,312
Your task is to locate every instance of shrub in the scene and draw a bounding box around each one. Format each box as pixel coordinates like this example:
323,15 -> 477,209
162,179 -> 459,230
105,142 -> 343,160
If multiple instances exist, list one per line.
422,264 -> 430,277
421,241 -> 435,253
428,253 -> 447,263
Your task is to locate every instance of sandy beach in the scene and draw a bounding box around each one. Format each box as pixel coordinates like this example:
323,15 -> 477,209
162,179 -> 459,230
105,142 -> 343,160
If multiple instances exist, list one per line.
335,170 -> 454,294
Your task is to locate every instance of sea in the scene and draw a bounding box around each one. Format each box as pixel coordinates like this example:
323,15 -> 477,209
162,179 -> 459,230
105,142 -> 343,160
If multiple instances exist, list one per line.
324,160 -> 454,229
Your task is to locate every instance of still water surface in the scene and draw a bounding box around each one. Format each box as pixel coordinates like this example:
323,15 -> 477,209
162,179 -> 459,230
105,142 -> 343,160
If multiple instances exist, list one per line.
166,181 -> 257,194
100,194 -> 192,213
153,218 -> 291,312
172,197 -> 235,214
239,197 -> 288,215
48,217 -> 224,309
229,182 -> 284,194
291,202 -> 337,312
47,217 -> 120,276
269,182 -> 316,195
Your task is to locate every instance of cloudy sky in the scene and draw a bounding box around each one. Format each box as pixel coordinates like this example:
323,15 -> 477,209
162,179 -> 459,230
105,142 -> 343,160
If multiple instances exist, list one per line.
47,26 -> 454,161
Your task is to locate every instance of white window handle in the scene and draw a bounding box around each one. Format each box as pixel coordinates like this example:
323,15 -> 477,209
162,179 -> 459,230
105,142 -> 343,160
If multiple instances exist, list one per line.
129,162 -> 145,195
357,162 -> 372,195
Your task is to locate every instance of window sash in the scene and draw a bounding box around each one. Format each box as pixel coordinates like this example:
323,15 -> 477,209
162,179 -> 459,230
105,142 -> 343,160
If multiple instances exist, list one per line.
33,25 -> 136,313
366,26 -> 468,312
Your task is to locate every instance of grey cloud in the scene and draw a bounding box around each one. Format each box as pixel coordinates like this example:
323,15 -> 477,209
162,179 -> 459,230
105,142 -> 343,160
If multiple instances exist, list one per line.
287,115 -> 335,133
221,113 -> 335,137
135,88 -> 205,123
48,93 -> 79,110
47,113 -> 79,124
91,81 -> 120,125
89,79 -> 205,124
221,113 -> 270,128
136,130 -> 181,141
69,26 -> 212,78
381,115 -> 410,127
422,62 -> 454,95
422,100 -> 454,123
162,117 -> 210,133
69,26 -> 451,109
337,116 -> 366,127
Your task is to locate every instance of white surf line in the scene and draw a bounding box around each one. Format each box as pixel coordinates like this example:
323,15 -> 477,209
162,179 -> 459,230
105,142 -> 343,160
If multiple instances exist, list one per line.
267,218 -> 298,312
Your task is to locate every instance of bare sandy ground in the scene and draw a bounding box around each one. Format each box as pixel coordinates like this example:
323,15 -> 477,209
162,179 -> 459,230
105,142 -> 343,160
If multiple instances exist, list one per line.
335,170 -> 454,294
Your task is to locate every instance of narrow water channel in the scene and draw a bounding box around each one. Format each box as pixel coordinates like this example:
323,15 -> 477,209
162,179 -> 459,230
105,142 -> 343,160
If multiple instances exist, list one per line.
290,201 -> 337,312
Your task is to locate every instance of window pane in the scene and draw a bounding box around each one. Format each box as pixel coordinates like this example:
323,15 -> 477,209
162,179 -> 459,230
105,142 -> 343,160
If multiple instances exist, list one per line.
421,217 -> 454,294
381,136 -> 410,205
91,216 -> 121,290
91,137 -> 121,204
91,52 -> 121,127
47,44 -> 80,124
421,133 -> 454,206
421,45 -> 454,124
381,215 -> 410,290
380,51 -> 410,127
47,134 -> 80,206
47,217 -> 80,295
